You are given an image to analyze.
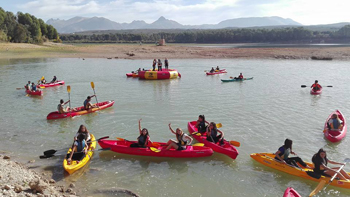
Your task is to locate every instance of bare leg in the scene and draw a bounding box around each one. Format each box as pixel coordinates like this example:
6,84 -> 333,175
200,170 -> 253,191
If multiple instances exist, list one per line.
166,142 -> 179,150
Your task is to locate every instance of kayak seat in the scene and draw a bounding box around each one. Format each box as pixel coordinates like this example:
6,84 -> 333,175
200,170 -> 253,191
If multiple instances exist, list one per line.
66,152 -> 85,161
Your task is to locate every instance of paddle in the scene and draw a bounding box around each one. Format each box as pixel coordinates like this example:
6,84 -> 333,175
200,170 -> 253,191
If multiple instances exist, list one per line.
229,141 -> 240,147
67,86 -> 71,112
301,85 -> 333,88
90,82 -> 99,105
43,136 -> 109,156
150,147 -> 161,153
40,148 -> 111,159
308,164 -> 345,197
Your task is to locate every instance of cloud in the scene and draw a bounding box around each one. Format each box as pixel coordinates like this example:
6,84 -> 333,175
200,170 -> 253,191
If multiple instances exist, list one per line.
15,0 -> 350,25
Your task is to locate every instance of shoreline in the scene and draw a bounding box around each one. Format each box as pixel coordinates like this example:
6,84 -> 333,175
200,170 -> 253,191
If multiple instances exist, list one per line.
0,42 -> 350,60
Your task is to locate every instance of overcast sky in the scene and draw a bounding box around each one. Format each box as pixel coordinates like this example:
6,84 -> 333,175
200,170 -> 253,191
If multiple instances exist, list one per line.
1,0 -> 349,25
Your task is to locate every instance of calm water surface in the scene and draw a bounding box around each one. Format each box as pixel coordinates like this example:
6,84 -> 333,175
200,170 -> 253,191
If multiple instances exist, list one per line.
0,58 -> 350,197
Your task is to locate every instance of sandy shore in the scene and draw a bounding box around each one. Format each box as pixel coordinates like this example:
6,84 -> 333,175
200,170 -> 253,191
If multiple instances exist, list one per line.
0,42 -> 350,60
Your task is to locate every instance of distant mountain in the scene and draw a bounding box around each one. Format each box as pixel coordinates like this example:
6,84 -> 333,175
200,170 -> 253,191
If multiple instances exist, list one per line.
48,16 -> 303,33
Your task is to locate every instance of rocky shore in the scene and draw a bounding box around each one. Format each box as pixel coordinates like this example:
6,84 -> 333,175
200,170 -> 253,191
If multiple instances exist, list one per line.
0,154 -> 79,197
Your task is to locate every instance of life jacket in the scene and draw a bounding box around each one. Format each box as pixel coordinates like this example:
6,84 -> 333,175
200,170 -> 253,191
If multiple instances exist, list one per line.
210,128 -> 218,140
176,133 -> 187,146
198,121 -> 206,133
137,135 -> 149,146
83,99 -> 89,109
312,155 -> 328,172
331,118 -> 341,129
312,84 -> 321,89
239,74 -> 243,79
76,140 -> 86,152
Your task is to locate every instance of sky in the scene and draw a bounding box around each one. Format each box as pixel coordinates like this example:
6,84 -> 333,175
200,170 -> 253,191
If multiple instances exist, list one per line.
1,0 -> 350,25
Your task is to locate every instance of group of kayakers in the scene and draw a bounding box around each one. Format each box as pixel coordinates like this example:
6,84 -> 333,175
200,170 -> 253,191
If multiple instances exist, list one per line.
209,66 -> 221,73
57,95 -> 97,114
24,76 -> 58,92
275,138 -> 349,180
152,58 -> 169,71
67,125 -> 93,164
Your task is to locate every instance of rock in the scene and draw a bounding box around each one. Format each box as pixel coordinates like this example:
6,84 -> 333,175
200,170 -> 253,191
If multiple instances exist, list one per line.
3,185 -> 11,190
28,159 -> 35,163
3,155 -> 10,159
66,188 -> 73,193
70,192 -> 76,195
14,185 -> 23,193
49,179 -> 56,184
29,178 -> 48,194
69,183 -> 75,188
59,186 -> 65,193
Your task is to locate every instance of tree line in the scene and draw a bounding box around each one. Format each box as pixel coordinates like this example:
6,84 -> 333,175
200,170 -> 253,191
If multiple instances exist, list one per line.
0,7 -> 60,43
60,25 -> 350,44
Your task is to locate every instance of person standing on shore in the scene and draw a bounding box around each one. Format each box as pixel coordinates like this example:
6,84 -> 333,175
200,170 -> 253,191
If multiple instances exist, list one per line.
158,59 -> 162,71
152,59 -> 156,71
165,58 -> 169,70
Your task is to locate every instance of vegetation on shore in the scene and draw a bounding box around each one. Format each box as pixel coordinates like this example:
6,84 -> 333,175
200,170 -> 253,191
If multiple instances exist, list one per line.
60,25 -> 350,44
0,7 -> 60,44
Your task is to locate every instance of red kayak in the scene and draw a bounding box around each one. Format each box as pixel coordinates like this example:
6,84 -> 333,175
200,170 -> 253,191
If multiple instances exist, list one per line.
206,69 -> 227,75
25,89 -> 43,96
310,87 -> 322,95
47,100 -> 115,120
324,110 -> 347,143
38,80 -> 65,88
187,121 -> 239,159
283,187 -> 301,197
98,139 -> 213,158
126,73 -> 133,77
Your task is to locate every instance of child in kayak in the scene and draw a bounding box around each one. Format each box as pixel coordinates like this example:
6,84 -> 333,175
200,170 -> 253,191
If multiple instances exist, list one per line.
195,115 -> 208,134
312,148 -> 350,180
130,119 -> 152,148
165,123 -> 193,150
311,80 -> 322,91
83,95 -> 97,110
67,133 -> 87,165
206,122 -> 224,145
328,114 -> 343,131
275,139 -> 311,169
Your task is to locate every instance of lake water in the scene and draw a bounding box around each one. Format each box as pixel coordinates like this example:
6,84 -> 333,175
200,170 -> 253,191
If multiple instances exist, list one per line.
1,58 -> 350,197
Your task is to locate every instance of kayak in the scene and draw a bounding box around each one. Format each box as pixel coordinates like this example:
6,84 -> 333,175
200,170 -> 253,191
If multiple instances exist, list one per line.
126,73 -> 133,77
324,110 -> 347,143
206,69 -> 227,75
47,100 -> 115,120
63,134 -> 96,174
221,77 -> 254,82
310,87 -> 322,95
187,121 -> 238,159
251,153 -> 350,189
283,187 -> 301,197
38,80 -> 65,88
25,89 -> 43,96
98,139 -> 213,158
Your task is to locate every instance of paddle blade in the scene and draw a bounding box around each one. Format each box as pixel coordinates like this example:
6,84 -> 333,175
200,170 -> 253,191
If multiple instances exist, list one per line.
67,85 -> 71,93
191,132 -> 202,136
116,137 -> 125,141
230,141 -> 240,147
150,147 -> 160,153
40,154 -> 54,159
192,143 -> 204,146
152,142 -> 161,148
216,123 -> 222,128
309,180 -> 326,197
91,82 -> 95,89
327,86 -> 333,87
301,85 -> 307,88
39,86 -> 45,89
41,76 -> 45,81
43,149 -> 57,156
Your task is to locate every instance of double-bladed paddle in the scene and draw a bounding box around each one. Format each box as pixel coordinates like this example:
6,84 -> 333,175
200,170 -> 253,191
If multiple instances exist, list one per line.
40,148 -> 111,159
301,85 -> 333,88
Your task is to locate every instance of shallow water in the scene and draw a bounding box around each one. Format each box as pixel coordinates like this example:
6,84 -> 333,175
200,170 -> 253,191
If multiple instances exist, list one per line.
1,58 -> 350,196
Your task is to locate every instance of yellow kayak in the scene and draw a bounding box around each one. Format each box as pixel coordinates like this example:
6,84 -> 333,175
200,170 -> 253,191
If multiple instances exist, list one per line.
63,134 -> 96,174
251,153 -> 350,189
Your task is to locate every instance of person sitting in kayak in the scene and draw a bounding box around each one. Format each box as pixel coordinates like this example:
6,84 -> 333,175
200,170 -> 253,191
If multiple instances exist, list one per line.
328,114 -> 343,131
130,119 -> 152,148
31,82 -> 37,92
312,148 -> 350,180
50,76 -> 57,83
41,78 -> 46,84
67,133 -> 87,165
216,66 -> 220,71
57,99 -> 71,113
25,81 -> 31,90
206,122 -> 224,145
165,123 -> 193,150
275,139 -> 311,169
152,59 -> 157,71
311,80 -> 322,91
238,73 -> 243,79
210,67 -> 215,73
83,95 -> 97,110
195,115 -> 208,134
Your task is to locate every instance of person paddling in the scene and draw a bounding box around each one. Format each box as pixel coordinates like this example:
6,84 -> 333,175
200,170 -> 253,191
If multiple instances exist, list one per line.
58,99 -> 71,113
83,95 -> 97,110
216,66 -> 220,71
312,148 -> 350,180
327,114 -> 343,131
210,67 -> 215,73
275,139 -> 311,169
130,119 -> 152,148
206,122 -> 224,145
31,82 -> 37,92
311,80 -> 322,91
50,76 -> 57,83
67,133 -> 87,165
165,123 -> 193,150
